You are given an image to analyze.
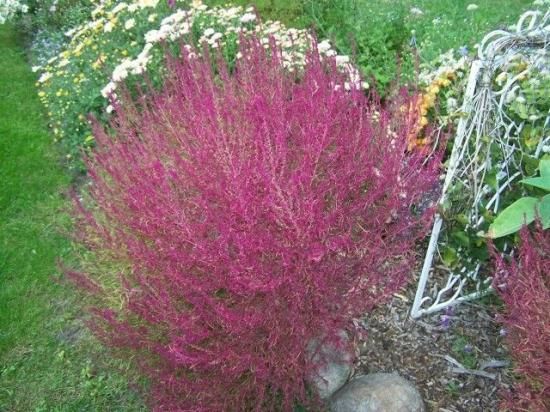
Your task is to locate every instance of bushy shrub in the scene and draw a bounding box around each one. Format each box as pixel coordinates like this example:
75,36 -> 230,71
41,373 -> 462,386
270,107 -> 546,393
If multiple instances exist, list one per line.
493,226 -> 550,412
73,37 -> 440,411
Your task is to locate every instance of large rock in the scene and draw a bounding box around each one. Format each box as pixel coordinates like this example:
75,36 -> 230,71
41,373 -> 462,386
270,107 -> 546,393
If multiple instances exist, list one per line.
307,330 -> 354,399
329,373 -> 425,412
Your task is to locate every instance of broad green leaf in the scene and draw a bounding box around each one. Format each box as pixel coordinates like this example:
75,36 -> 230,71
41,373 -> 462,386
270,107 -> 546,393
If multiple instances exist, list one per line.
441,246 -> 457,267
537,194 -> 550,229
522,156 -> 540,176
539,159 -> 550,179
487,197 -> 539,238
451,230 -> 470,247
521,176 -> 550,191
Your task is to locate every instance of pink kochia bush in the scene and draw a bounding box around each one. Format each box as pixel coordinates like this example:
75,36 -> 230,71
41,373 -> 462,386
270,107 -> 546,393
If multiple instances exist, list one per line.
73,38 -> 440,411
493,226 -> 550,412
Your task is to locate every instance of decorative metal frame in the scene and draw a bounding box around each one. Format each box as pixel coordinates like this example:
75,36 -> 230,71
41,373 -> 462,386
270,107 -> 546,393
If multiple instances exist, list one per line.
411,10 -> 550,319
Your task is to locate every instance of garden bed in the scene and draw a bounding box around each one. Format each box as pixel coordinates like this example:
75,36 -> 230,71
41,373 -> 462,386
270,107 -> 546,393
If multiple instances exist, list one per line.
356,274 -> 511,411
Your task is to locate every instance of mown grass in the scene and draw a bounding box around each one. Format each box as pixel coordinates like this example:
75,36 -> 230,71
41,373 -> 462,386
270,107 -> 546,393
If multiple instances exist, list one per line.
0,24 -> 145,411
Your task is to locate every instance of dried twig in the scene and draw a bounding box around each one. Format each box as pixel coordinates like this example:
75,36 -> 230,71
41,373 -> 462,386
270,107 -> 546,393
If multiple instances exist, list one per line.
479,359 -> 509,370
439,354 -> 497,379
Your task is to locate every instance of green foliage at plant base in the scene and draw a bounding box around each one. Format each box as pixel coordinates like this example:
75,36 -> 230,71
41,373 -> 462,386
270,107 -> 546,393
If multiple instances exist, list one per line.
488,159 -> 550,238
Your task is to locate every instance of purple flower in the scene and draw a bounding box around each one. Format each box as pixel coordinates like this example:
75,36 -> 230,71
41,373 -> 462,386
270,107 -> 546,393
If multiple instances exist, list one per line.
459,46 -> 469,57
440,306 -> 455,330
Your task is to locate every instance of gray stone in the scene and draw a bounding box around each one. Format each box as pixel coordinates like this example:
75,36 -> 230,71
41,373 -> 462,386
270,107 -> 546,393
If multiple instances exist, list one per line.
307,330 -> 354,399
329,373 -> 425,412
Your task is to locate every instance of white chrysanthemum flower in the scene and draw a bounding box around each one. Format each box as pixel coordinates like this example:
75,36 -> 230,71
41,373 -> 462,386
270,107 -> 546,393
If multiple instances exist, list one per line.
143,43 -> 154,53
145,29 -> 166,43
335,55 -> 350,66
104,21 -> 115,32
137,0 -> 159,9
125,18 -> 135,30
317,40 -> 332,54
240,12 -> 256,23
38,72 -> 53,83
210,32 -> 223,43
112,66 -> 128,82
111,2 -> 128,14
101,82 -> 117,98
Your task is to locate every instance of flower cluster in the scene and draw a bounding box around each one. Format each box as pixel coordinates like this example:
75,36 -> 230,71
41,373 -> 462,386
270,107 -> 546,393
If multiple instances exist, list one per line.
402,49 -> 470,151
0,0 -> 28,24
34,0 -> 356,162
407,68 -> 458,150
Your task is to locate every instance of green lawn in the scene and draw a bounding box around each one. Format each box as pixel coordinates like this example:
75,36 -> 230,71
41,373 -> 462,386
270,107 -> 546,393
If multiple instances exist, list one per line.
0,24 -> 145,411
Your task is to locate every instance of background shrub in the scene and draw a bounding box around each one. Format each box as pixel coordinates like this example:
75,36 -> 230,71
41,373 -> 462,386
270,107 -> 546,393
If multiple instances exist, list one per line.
73,38 -> 439,410
493,226 -> 550,412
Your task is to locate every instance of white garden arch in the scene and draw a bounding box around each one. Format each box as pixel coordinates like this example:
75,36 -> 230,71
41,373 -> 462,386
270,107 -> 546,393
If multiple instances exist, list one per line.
411,10 -> 550,319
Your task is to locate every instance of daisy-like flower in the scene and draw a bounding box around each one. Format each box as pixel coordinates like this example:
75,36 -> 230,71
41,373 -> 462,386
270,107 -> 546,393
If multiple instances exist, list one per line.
101,81 -> 117,98
240,12 -> 256,23
104,21 -> 115,33
335,55 -> 350,66
125,18 -> 136,30
466,4 -> 479,11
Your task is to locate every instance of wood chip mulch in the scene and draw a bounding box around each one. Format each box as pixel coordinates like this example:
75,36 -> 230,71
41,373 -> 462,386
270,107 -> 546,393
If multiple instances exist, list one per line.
351,274 -> 514,412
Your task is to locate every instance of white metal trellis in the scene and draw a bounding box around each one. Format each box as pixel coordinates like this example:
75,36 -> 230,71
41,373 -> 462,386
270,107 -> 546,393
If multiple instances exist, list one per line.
410,10 -> 550,319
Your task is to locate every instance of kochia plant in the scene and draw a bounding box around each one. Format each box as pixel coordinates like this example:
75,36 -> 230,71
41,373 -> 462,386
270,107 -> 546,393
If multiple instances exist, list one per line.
493,226 -> 550,412
73,38 -> 440,411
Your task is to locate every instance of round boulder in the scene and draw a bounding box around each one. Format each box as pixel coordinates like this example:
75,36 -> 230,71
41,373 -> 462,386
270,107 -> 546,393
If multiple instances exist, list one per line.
307,330 -> 354,399
329,373 -> 425,412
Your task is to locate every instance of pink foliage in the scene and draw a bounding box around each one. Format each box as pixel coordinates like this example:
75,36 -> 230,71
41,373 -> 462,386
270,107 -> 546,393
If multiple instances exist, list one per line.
75,38 -> 440,411
493,226 -> 550,412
